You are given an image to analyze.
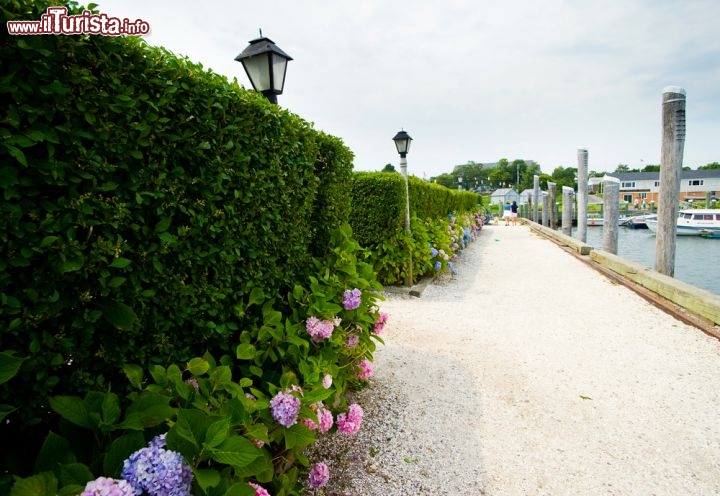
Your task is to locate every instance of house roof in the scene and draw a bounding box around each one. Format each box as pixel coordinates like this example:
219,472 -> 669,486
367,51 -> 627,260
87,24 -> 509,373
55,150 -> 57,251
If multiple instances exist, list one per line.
490,188 -> 518,196
606,170 -> 720,181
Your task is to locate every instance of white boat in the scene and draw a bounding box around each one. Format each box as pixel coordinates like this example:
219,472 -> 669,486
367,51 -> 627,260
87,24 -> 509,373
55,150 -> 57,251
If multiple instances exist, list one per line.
645,209 -> 720,236
586,213 -> 630,227
625,214 -> 657,230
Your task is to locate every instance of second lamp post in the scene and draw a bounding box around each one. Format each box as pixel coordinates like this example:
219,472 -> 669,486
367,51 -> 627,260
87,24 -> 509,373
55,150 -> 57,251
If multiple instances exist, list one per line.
392,130 -> 413,287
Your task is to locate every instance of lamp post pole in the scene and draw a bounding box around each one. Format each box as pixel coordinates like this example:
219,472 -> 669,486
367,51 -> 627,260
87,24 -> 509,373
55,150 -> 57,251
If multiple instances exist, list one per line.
393,130 -> 413,287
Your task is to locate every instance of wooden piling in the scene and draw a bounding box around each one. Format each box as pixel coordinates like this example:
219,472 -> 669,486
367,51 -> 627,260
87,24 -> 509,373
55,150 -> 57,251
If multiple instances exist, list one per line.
577,148 -> 589,243
547,182 -> 557,228
562,186 -> 574,236
655,86 -> 686,277
533,175 -> 540,223
603,175 -> 620,254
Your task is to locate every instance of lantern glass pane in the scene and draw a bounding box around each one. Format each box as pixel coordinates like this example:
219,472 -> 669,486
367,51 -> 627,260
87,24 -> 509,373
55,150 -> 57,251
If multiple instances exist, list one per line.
243,53 -> 270,91
271,53 -> 288,93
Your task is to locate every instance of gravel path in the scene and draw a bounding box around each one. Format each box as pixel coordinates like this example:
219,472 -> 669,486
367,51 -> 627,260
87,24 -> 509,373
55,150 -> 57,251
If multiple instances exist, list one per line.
307,223 -> 720,495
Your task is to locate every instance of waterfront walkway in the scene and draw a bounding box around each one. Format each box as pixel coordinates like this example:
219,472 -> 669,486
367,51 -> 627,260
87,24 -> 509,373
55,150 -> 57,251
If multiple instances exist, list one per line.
316,222 -> 720,495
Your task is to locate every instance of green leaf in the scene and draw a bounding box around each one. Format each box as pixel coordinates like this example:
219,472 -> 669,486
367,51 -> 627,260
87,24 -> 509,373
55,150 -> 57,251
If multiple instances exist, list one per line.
5,144 -> 27,166
123,364 -> 144,389
96,299 -> 138,331
173,409 -> 209,449
208,435 -> 259,468
222,483 -> 256,496
9,471 -> 57,496
235,343 -> 256,360
109,257 -> 131,268
102,392 -> 121,426
204,418 -> 230,449
39,236 -> 59,248
0,351 -> 26,385
33,432 -> 75,473
154,217 -> 172,233
247,288 -> 265,307
48,396 -> 95,430
194,469 -> 222,493
186,357 -> 209,376
284,423 -> 316,450
59,257 -> 84,273
121,392 -> 175,429
103,432 -> 145,478
0,404 -> 16,422
58,463 -> 93,488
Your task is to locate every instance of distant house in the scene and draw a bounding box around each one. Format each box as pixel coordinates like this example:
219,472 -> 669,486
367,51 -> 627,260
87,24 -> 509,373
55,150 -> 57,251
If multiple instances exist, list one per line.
490,188 -> 521,206
605,170 -> 720,206
519,189 -> 535,205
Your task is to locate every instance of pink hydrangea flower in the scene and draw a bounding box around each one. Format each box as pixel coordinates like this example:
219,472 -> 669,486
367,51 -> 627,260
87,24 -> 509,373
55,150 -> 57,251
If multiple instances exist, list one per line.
81,477 -> 135,496
356,359 -> 373,380
337,404 -> 363,435
306,316 -> 337,342
252,439 -> 265,448
301,417 -> 318,430
308,462 -> 330,489
248,481 -> 271,496
373,312 -> 389,335
322,374 -> 333,389
317,407 -> 334,433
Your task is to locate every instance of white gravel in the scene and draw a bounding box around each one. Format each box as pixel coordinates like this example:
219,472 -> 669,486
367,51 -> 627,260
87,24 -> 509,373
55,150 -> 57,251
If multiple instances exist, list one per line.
306,223 -> 720,495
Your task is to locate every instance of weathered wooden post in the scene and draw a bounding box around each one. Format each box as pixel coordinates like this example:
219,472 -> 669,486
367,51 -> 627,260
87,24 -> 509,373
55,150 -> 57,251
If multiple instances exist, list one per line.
706,191 -> 712,208
603,175 -> 620,254
527,191 -> 533,221
533,175 -> 540,223
656,86 -> 686,276
577,148 -> 589,243
548,182 -> 557,229
562,186 -> 574,236
541,192 -> 549,226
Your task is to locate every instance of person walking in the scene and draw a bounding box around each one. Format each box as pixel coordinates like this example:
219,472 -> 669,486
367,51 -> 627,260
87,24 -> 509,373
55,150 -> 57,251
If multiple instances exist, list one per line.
503,201 -> 512,226
511,200 -> 518,225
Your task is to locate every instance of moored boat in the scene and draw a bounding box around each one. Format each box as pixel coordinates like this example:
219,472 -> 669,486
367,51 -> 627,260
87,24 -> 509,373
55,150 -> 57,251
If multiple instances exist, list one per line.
625,214 -> 657,230
698,229 -> 720,239
645,209 -> 720,236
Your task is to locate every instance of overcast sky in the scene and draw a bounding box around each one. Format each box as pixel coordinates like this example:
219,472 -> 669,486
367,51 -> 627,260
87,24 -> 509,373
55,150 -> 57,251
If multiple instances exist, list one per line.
98,0 -> 720,178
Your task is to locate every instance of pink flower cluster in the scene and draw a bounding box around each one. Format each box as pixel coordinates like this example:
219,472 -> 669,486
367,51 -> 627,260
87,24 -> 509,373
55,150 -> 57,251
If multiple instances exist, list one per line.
322,374 -> 333,389
356,358 -> 373,380
248,481 -> 271,496
306,316 -> 341,342
307,402 -> 334,433
337,404 -> 363,435
373,312 -> 389,335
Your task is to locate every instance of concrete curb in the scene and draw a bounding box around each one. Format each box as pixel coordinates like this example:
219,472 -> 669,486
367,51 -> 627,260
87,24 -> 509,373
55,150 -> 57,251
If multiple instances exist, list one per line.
526,220 -> 720,338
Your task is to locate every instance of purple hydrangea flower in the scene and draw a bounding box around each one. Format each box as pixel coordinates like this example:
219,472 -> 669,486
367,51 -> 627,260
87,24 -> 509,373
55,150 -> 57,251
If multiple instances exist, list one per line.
270,390 -> 301,427
81,477 -> 135,496
121,437 -> 193,496
308,462 -> 330,488
317,405 -> 334,433
346,333 -> 359,348
342,288 -> 362,310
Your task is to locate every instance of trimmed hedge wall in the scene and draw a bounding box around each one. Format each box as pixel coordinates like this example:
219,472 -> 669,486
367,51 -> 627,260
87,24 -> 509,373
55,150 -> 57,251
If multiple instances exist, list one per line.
350,172 -> 481,248
0,2 -> 353,431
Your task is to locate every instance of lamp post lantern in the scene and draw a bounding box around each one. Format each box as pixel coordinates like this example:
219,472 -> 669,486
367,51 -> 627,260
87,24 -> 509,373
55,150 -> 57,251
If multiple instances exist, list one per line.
235,33 -> 292,104
458,176 -> 463,190
392,130 -> 413,287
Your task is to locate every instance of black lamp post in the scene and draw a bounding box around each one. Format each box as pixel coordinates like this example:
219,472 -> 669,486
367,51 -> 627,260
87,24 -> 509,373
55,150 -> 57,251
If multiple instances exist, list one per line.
392,130 -> 413,287
235,34 -> 292,104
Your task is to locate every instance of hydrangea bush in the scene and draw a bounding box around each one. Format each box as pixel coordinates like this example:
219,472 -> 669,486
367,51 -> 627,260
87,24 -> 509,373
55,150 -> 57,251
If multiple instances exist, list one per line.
8,225 -> 385,496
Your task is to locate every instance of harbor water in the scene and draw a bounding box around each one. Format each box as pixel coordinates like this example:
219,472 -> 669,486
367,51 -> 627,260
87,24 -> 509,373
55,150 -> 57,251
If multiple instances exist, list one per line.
582,226 -> 720,296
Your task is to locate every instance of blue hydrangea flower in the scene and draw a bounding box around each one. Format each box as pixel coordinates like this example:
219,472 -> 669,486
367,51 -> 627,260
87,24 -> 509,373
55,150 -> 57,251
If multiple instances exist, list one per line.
121,435 -> 193,496
434,261 -> 442,271
430,247 -> 439,258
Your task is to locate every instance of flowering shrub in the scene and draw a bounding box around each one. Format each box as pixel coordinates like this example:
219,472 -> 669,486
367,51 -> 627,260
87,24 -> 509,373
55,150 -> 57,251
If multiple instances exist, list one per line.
7,225 -> 385,496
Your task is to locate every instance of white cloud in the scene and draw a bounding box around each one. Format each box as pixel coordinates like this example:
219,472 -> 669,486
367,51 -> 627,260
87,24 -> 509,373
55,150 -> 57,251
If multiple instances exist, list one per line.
95,0 -> 720,174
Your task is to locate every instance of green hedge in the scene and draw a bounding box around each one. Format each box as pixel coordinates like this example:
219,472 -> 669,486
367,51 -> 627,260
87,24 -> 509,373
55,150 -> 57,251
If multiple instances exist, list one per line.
350,172 -> 480,248
0,0 -> 352,434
